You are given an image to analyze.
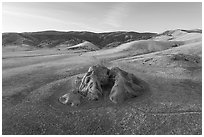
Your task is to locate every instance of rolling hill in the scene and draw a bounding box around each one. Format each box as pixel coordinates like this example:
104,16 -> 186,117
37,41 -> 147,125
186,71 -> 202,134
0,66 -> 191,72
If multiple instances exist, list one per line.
2,31 -> 157,49
2,28 -> 202,135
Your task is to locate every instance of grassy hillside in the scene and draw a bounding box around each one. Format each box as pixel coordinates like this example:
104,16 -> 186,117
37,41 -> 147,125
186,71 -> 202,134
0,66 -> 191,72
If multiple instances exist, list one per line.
2,29 -> 202,135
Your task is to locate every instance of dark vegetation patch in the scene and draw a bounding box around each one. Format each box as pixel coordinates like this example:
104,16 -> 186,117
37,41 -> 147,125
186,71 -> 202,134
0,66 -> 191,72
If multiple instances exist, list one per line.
171,53 -> 200,63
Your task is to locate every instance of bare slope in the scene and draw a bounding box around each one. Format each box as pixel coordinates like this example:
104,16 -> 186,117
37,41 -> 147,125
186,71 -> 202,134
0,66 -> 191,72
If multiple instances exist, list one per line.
112,40 -> 184,53
153,29 -> 202,42
67,41 -> 100,51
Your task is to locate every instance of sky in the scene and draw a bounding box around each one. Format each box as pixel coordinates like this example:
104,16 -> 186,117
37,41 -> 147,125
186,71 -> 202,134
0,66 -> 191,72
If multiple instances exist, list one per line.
2,2 -> 202,33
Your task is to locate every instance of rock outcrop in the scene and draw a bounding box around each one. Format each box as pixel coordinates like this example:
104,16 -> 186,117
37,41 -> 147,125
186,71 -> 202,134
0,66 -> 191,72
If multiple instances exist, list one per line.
59,65 -> 145,106
109,67 -> 144,103
79,65 -> 110,100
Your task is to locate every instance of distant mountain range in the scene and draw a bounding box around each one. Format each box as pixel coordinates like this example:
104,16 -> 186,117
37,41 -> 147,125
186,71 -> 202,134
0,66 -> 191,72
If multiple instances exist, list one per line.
2,31 -> 156,49
2,29 -> 202,49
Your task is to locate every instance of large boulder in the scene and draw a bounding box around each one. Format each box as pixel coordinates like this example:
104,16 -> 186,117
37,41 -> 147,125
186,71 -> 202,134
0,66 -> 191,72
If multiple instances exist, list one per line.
109,67 -> 144,103
59,65 -> 145,106
79,65 -> 110,100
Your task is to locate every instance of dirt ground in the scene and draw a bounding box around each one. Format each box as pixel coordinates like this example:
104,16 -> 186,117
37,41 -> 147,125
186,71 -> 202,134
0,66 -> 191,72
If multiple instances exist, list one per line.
2,42 -> 202,134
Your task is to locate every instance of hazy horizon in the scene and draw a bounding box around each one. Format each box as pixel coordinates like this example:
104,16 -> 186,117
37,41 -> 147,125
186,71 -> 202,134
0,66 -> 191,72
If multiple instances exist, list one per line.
2,2 -> 202,33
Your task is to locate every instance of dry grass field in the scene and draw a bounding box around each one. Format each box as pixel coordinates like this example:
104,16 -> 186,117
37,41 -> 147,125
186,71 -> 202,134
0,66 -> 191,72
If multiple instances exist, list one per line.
2,30 -> 202,135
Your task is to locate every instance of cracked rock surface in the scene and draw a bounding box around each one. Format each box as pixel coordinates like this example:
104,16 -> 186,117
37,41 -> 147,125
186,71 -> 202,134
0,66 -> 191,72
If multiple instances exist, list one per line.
59,65 -> 145,105
109,67 -> 144,103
